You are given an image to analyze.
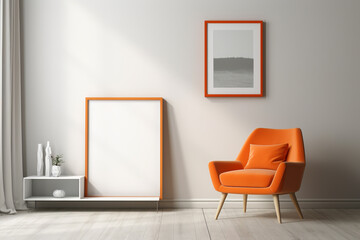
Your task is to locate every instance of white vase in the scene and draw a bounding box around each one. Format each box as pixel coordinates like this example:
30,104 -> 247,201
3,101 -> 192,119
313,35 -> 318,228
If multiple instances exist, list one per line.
45,141 -> 52,177
36,144 -> 44,176
51,165 -> 61,177
53,189 -> 65,198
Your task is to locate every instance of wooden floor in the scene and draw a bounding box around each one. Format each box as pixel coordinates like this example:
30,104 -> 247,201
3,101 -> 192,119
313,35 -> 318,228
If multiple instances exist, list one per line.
1,209 -> 360,240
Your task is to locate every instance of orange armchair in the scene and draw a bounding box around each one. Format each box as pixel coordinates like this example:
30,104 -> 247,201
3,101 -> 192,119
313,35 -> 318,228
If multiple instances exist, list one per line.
209,128 -> 306,223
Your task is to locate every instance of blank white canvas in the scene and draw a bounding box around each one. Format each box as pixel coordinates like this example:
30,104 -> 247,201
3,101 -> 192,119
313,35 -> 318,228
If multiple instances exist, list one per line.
88,100 -> 161,197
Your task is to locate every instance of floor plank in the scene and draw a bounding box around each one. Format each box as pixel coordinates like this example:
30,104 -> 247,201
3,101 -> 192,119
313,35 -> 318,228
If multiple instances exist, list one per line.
158,209 -> 209,240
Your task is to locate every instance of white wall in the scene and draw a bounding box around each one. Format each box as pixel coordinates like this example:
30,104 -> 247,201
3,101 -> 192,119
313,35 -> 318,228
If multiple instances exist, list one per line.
21,0 -> 360,204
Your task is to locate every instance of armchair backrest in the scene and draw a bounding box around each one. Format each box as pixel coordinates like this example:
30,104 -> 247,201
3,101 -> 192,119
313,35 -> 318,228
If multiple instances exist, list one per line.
236,128 -> 305,167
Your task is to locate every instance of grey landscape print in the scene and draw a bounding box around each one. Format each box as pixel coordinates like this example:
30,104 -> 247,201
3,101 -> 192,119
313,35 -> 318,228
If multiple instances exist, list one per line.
213,30 -> 254,88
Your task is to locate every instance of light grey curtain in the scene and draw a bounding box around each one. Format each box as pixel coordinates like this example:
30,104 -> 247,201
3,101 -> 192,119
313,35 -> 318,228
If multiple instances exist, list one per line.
0,0 -> 26,214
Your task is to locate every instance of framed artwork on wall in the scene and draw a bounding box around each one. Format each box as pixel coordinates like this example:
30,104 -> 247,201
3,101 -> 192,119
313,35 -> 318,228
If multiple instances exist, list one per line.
205,21 -> 263,97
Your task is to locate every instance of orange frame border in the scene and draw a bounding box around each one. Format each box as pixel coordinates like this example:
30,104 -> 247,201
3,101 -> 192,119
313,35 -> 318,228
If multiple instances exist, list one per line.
204,20 -> 264,97
85,97 -> 163,199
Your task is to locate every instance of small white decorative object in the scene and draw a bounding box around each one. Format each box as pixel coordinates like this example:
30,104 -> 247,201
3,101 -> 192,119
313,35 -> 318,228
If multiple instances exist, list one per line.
51,165 -> 61,177
53,189 -> 66,198
45,141 -> 52,177
36,144 -> 44,176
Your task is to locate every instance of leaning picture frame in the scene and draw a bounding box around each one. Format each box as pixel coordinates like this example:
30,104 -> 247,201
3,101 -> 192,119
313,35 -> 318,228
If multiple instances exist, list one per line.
205,21 -> 263,97
85,97 -> 163,200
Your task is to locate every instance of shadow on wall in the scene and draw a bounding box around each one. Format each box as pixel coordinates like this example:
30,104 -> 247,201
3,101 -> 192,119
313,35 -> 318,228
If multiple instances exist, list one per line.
162,100 -> 190,199
301,136 -> 360,199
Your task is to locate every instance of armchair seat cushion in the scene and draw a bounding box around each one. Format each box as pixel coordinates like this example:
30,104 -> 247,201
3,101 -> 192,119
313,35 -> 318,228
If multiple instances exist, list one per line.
219,169 -> 276,188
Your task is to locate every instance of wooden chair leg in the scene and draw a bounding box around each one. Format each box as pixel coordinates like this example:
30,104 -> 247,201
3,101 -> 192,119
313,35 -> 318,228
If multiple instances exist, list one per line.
243,194 -> 248,213
215,193 -> 228,220
273,194 -> 282,224
289,193 -> 304,219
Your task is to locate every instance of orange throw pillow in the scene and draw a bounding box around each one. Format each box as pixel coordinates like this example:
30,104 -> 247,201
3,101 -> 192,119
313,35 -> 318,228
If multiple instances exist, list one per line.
245,143 -> 289,170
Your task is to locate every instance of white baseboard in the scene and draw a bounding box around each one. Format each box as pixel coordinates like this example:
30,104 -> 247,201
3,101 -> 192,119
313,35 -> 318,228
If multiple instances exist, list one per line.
159,199 -> 360,209
29,198 -> 360,209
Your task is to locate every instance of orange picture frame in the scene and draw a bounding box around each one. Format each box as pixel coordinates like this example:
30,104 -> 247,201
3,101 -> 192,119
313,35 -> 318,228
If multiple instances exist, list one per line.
204,20 -> 264,97
85,97 -> 163,199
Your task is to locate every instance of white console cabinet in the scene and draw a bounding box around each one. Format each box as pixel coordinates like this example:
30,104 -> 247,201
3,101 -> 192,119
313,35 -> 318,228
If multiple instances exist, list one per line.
23,176 -> 85,201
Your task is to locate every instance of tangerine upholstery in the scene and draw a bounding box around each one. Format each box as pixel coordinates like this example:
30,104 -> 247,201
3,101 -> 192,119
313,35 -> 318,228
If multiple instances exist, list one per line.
220,169 -> 276,188
209,128 -> 306,223
245,143 -> 289,170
